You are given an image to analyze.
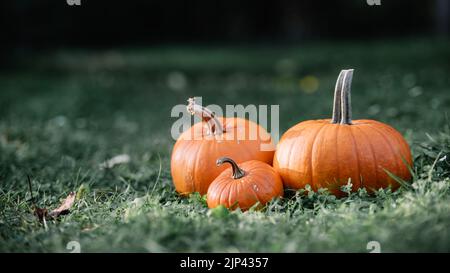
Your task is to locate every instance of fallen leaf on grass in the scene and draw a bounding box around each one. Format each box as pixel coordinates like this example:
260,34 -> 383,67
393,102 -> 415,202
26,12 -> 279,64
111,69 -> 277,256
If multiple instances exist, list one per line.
48,192 -> 76,218
27,175 -> 76,222
33,192 -> 76,222
99,154 -> 130,169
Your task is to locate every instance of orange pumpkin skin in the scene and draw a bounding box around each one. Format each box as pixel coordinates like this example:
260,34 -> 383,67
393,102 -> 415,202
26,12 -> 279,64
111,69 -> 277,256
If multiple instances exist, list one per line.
273,69 -> 412,196
171,113 -> 274,195
207,158 -> 283,210
273,119 -> 412,195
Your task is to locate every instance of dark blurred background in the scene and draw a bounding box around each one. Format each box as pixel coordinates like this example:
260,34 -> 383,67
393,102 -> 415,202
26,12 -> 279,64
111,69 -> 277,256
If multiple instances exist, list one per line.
2,0 -> 449,52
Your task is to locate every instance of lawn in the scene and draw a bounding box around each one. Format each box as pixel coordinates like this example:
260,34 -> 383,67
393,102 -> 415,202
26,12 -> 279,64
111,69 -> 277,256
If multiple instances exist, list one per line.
1,38 -> 450,252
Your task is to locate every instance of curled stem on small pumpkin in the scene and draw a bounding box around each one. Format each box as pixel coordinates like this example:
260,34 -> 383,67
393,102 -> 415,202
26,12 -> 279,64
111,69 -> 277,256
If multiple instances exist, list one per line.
216,157 -> 246,179
187,97 -> 224,135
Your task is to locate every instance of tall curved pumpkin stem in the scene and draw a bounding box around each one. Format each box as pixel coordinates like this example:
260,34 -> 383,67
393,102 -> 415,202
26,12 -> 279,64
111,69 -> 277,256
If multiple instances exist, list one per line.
340,69 -> 354,125
187,98 -> 224,135
331,70 -> 346,124
217,157 -> 246,179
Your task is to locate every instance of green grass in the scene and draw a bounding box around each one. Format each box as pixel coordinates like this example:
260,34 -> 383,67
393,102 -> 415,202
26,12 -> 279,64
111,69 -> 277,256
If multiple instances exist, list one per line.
1,38 -> 450,252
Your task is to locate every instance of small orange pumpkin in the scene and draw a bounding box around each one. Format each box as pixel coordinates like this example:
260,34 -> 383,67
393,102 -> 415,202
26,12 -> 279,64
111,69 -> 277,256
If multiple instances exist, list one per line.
207,157 -> 283,210
171,98 -> 274,195
273,69 -> 412,195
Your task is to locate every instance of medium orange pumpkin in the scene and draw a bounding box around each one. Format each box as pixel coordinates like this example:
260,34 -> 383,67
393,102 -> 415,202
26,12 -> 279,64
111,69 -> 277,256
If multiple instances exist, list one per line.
171,98 -> 274,195
207,157 -> 283,210
273,69 -> 412,195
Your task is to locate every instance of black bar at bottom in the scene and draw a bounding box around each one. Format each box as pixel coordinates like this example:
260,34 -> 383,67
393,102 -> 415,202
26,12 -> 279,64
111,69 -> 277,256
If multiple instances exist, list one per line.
1,253 -> 446,272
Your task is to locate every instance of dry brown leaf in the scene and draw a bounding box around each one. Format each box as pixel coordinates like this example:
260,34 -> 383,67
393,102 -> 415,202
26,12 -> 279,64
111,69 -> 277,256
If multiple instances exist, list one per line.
28,175 -> 76,223
48,192 -> 76,218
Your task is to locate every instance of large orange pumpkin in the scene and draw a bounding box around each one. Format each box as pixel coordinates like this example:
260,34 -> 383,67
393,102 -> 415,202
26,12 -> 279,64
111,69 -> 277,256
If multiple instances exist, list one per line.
273,69 -> 412,195
171,98 -> 274,195
207,157 -> 283,210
